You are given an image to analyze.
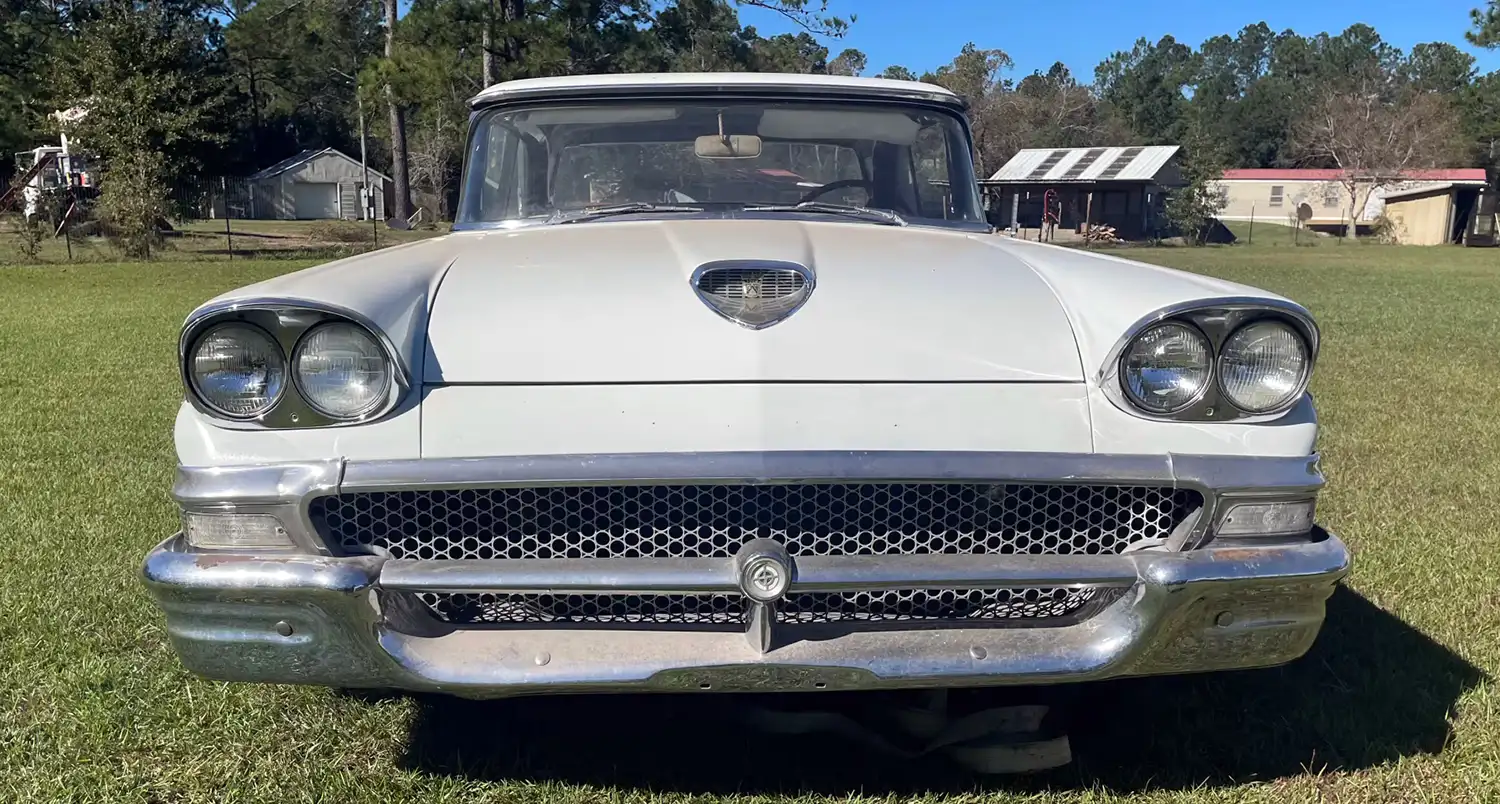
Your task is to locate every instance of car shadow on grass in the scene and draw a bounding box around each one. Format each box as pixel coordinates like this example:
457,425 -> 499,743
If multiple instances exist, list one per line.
394,586 -> 1482,794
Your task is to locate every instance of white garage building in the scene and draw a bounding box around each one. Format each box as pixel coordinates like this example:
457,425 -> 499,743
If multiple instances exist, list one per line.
246,148 -> 388,220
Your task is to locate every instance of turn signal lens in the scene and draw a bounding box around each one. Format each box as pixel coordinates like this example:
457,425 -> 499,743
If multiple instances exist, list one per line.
1217,500 -> 1316,537
182,512 -> 292,549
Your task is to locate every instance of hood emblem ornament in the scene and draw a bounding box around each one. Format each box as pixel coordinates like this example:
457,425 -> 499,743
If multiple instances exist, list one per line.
690,260 -> 815,330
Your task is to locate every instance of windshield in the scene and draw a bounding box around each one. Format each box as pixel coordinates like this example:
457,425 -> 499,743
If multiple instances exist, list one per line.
456,100 -> 985,228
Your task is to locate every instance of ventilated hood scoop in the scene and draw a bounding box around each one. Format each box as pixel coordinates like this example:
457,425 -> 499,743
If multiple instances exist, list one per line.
691,260 -> 814,329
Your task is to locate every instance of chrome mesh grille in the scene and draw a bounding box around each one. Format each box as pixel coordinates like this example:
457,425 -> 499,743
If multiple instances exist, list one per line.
419,588 -> 1118,626
695,268 -> 804,300
312,483 -> 1200,561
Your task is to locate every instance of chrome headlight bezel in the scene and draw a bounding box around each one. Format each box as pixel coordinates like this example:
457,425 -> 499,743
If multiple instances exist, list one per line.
179,300 -> 409,429
1101,298 -> 1319,422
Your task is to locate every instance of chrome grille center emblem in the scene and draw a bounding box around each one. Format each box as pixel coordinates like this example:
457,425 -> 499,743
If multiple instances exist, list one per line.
749,563 -> 781,593
691,260 -> 814,329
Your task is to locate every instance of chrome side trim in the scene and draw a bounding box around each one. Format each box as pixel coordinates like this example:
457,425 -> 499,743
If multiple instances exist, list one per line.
382,557 -> 737,594
179,298 -> 412,430
338,450 -> 1321,503
378,553 -> 1143,595
1099,297 -> 1321,424
337,451 -> 1188,490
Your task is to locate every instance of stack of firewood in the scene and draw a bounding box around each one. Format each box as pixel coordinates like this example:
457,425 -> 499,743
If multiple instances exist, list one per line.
1082,224 -> 1121,243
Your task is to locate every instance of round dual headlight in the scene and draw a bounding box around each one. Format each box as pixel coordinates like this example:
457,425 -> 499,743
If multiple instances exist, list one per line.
292,322 -> 392,419
188,323 -> 286,418
1121,322 -> 1212,414
1218,320 -> 1310,413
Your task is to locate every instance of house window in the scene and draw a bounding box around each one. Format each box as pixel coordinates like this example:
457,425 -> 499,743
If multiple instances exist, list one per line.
1269,185 -> 1285,208
1322,184 -> 1341,208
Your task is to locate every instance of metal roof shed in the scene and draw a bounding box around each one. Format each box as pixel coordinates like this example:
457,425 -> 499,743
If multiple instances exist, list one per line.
247,148 -> 389,221
980,145 -> 1184,239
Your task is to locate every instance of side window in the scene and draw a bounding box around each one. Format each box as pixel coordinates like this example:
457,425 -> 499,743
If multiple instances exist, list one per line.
477,120 -> 519,220
911,122 -> 951,218
1269,185 -> 1285,208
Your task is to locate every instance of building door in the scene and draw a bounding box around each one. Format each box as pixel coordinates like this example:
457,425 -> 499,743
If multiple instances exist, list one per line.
291,182 -> 340,219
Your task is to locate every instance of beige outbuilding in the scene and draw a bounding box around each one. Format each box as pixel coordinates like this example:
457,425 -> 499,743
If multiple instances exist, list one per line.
1383,184 -> 1474,246
1214,168 -> 1492,243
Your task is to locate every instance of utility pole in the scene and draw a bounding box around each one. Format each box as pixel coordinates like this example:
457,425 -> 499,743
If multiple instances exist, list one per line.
358,92 -> 371,221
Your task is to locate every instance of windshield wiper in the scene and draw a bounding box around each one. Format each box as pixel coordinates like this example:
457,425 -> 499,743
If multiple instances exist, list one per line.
743,201 -> 907,226
546,202 -> 704,225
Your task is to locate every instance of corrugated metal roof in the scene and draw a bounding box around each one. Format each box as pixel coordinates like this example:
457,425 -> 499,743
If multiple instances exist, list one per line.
986,145 -> 1179,183
1381,182 -> 1465,201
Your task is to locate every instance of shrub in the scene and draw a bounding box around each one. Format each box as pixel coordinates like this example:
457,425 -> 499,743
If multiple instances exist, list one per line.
98,150 -> 169,258
11,215 -> 45,262
1370,214 -> 1400,244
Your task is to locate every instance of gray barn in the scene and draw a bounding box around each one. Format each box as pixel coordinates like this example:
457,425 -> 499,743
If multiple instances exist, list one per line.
247,148 -> 388,220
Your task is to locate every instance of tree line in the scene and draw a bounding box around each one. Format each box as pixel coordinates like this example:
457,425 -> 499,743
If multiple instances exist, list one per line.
2,0 -> 1498,242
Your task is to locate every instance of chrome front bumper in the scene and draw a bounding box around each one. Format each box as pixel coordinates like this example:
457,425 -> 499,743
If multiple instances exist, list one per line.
142,451 -> 1350,697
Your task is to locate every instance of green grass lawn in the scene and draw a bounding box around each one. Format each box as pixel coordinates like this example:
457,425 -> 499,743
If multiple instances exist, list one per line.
3,245 -> 1500,802
0,218 -> 443,265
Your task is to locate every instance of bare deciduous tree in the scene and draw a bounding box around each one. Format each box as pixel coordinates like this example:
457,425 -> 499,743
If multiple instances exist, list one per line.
1292,90 -> 1463,238
407,112 -> 462,221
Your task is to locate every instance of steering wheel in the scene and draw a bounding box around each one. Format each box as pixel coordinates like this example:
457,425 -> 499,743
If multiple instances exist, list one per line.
798,178 -> 876,204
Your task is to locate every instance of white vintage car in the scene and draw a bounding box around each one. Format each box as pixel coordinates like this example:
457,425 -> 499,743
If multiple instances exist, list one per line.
144,73 -> 1349,698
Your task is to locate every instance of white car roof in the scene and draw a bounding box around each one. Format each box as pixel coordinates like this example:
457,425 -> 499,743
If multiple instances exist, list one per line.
469,72 -> 962,109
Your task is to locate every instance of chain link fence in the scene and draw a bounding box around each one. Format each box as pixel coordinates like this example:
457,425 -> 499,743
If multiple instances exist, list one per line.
3,174 -> 431,265
168,176 -> 254,222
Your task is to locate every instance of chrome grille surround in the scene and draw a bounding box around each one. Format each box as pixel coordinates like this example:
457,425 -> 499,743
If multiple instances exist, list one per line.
312,481 -> 1199,627
311,482 -> 1201,561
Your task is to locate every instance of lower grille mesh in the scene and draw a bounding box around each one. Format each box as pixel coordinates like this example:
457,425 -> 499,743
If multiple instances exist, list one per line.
777,587 -> 1111,624
422,592 -> 745,625
420,588 -> 1117,627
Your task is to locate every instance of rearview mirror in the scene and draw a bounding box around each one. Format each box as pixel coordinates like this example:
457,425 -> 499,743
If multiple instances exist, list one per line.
694,134 -> 763,159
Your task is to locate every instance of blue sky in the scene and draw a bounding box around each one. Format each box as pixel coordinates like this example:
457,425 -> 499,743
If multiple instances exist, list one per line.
737,0 -> 1500,80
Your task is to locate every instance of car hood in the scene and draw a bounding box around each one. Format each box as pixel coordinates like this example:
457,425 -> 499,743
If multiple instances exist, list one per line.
424,220 -> 1085,383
